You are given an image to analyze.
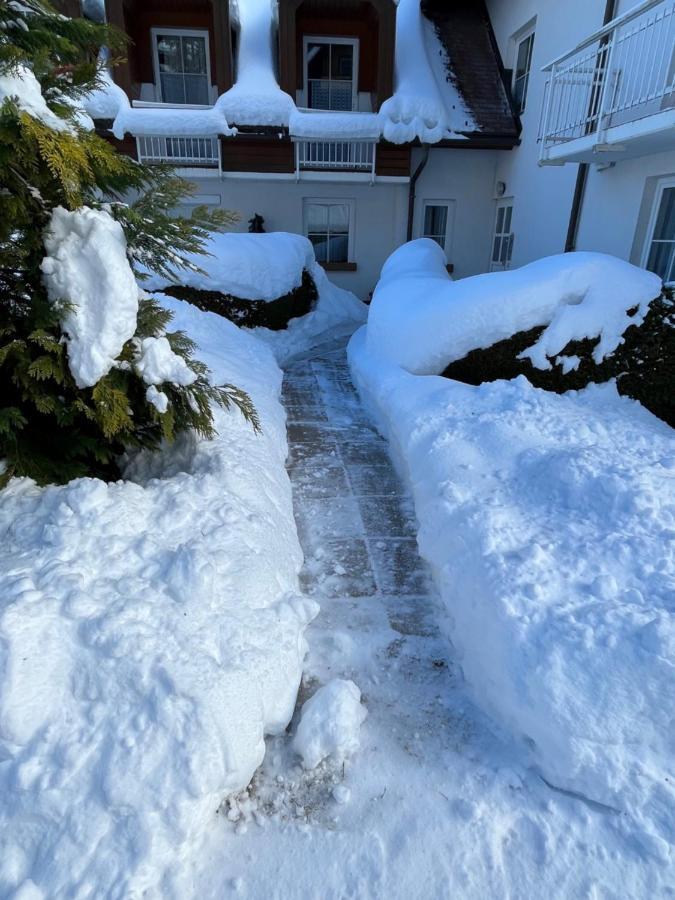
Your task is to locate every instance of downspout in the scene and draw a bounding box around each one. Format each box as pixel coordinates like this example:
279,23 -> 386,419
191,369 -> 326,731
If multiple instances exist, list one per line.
565,0 -> 618,252
407,144 -> 430,242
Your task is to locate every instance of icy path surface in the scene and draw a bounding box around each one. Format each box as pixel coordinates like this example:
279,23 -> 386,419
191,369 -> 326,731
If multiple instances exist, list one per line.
195,346 -> 660,900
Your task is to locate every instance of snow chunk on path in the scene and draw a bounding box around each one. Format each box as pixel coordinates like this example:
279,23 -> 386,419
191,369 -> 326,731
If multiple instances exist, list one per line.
367,240 -> 662,375
293,679 -> 367,770
41,206 -> 139,388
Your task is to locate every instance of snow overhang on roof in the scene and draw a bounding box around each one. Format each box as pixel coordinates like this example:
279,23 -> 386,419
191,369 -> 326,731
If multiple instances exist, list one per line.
89,0 -> 516,146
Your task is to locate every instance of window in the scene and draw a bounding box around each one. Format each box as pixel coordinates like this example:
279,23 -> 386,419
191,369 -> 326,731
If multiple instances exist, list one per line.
422,201 -> 455,254
152,29 -> 211,105
304,200 -> 354,264
490,201 -> 514,271
512,30 -> 535,113
643,178 -> 675,285
304,37 -> 358,111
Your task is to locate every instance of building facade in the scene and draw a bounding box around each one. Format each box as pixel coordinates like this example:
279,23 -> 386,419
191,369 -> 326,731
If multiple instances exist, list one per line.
95,0 -> 675,298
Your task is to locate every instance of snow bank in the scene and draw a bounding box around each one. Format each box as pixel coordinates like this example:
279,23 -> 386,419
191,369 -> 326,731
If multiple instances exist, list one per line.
0,65 -> 71,133
367,240 -> 662,375
41,205 -> 140,388
143,231 -> 316,301
293,679 -> 367,770
253,262 -> 367,365
289,110 -> 381,140
349,328 -> 675,850
0,298 -> 317,897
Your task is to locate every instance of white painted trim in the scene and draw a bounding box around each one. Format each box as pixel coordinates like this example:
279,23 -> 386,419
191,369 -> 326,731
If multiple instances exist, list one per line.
641,174 -> 675,285
420,199 -> 456,254
302,197 -> 356,263
302,35 -> 359,111
220,171 -> 409,184
151,27 -> 212,105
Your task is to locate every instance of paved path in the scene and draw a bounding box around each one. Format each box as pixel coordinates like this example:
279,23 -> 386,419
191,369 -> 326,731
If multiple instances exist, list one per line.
195,345 -> 635,900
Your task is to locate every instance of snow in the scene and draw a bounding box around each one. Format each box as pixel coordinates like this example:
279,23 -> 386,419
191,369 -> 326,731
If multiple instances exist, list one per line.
83,52 -> 128,120
0,295 -> 318,897
378,0 -> 470,143
254,261 -> 367,364
144,231 -> 316,301
220,0 -> 294,127
349,321 -> 675,850
134,334 -> 197,386
366,240 -> 663,375
41,206 -> 140,388
0,65 -> 71,133
292,679 -> 367,770
289,110 -> 382,140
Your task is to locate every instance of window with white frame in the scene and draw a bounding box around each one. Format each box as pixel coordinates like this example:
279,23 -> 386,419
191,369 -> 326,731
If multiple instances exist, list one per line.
304,37 -> 358,111
643,177 -> 675,285
422,200 -> 455,254
152,29 -> 211,105
512,27 -> 535,113
304,200 -> 354,264
490,200 -> 514,271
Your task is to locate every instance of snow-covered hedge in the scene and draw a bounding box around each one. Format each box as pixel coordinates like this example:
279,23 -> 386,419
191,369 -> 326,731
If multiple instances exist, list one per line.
366,240 -> 662,375
0,300 -> 317,897
145,231 -> 367,365
349,241 -> 674,850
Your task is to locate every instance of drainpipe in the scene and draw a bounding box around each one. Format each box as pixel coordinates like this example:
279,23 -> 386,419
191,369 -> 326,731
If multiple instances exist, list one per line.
406,144 -> 429,242
565,0 -> 618,252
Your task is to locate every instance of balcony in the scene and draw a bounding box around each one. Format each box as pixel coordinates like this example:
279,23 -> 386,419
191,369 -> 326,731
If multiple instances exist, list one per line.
294,139 -> 376,180
539,0 -> 675,165
136,135 -> 221,170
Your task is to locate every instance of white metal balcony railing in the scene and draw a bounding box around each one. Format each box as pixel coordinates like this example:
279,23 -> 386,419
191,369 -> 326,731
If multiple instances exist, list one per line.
136,135 -> 221,169
539,0 -> 675,161
294,140 -> 376,179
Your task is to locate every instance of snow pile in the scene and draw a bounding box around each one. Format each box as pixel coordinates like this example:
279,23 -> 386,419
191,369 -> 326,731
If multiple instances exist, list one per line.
293,680 -> 367,770
367,240 -> 662,375
254,262 -> 367,365
83,52 -> 129,120
220,0 -> 294,126
0,296 -> 318,897
41,205 -> 140,388
379,0 -> 469,143
0,65 -> 71,133
349,326 -> 675,849
289,110 -> 381,140
143,231 -> 316,301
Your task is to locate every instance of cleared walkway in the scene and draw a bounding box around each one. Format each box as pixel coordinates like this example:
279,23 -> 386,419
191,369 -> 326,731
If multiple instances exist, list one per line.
195,345 -> 642,900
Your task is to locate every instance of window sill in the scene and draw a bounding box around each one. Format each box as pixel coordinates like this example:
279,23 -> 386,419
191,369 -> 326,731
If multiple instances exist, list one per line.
320,262 -> 357,272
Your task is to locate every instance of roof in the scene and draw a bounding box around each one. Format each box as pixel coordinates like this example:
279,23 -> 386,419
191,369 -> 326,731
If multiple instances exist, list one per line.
421,0 -> 520,141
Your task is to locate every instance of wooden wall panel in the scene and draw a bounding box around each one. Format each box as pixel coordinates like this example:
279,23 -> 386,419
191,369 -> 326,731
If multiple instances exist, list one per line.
220,137 -> 295,173
375,143 -> 410,177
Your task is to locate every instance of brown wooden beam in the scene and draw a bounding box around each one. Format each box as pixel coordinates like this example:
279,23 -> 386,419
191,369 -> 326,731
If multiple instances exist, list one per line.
375,0 -> 395,110
105,0 -> 132,96
211,0 -> 233,94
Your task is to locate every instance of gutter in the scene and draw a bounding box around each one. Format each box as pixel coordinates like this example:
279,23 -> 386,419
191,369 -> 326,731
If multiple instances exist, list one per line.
565,0 -> 618,252
407,144 -> 430,242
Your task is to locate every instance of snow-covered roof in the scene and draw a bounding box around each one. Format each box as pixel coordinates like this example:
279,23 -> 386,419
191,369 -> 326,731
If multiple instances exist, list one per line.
91,0 -> 495,145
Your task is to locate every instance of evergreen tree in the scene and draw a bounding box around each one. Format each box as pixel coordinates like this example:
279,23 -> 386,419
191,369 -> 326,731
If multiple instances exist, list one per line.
0,0 -> 258,486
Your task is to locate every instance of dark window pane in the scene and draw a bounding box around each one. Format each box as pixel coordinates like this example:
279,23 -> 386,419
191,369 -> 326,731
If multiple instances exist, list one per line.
496,206 -> 505,232
492,236 -> 502,262
503,205 -> 512,232
157,36 -> 181,73
308,232 -> 328,262
160,72 -> 185,104
647,241 -> 675,280
182,36 -> 207,75
184,73 -> 209,104
331,44 -> 353,80
307,43 -> 329,79
327,234 -> 349,262
424,205 -> 448,239
653,187 -> 675,240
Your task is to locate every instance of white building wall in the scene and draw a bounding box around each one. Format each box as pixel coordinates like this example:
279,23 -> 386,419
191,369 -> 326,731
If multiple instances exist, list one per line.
485,0 -> 675,269
412,147 -> 500,278
182,175 -> 409,299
